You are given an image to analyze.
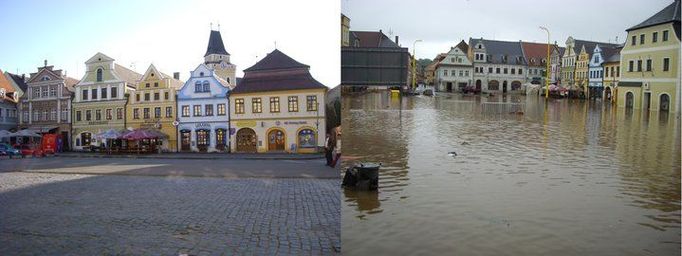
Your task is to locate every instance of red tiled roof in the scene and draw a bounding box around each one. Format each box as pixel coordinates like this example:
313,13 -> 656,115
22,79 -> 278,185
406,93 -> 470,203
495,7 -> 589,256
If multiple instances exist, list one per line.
243,49 -> 309,72
521,42 -> 553,67
0,69 -> 16,93
233,49 -> 326,94
0,69 -> 18,102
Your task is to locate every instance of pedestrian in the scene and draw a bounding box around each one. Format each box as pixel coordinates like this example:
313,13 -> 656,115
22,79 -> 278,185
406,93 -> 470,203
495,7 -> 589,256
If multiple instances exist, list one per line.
330,127 -> 342,168
325,131 -> 334,166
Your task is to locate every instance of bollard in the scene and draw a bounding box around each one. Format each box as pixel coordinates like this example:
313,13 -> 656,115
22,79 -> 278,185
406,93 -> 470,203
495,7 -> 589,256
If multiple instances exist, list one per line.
342,162 -> 380,190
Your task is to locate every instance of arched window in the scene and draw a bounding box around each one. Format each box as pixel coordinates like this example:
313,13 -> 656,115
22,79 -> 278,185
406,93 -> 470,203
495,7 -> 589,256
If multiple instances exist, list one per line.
660,94 -> 670,111
202,81 -> 210,92
298,129 -> 316,148
195,81 -> 202,92
199,72 -> 204,76
96,68 -> 103,82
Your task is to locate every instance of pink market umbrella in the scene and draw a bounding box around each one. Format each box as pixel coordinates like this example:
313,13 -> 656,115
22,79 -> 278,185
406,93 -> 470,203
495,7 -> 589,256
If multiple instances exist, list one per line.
120,129 -> 158,140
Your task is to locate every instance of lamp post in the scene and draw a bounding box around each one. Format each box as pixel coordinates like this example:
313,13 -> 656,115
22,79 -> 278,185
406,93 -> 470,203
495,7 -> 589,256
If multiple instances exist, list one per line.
539,26 -> 550,99
316,102 -> 320,152
226,90 -> 231,153
412,39 -> 423,90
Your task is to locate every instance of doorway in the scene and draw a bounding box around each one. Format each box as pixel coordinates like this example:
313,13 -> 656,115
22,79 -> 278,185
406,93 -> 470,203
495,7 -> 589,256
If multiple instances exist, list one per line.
61,131 -> 69,151
643,92 -> 651,111
80,132 -> 91,147
268,129 -> 285,151
625,92 -> 634,108
180,130 -> 191,151
236,128 -> 257,153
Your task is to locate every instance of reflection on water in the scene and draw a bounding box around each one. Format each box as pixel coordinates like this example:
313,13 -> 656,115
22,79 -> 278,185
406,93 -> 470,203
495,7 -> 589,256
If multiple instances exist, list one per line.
341,92 -> 681,256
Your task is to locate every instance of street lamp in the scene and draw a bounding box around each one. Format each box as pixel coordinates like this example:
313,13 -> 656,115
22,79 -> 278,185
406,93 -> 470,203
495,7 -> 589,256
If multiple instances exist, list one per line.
539,26 -> 550,99
316,101 -> 320,152
412,39 -> 423,90
226,90 -> 231,153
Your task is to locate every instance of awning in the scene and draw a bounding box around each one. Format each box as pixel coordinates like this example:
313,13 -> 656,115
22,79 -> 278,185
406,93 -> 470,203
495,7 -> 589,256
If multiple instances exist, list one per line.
618,81 -> 642,87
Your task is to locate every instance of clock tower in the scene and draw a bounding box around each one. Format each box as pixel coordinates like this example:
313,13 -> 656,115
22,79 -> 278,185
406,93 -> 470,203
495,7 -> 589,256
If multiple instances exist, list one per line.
204,29 -> 236,86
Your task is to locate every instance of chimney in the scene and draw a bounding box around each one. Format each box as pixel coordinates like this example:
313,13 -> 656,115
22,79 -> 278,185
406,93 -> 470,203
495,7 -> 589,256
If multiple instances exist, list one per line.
173,72 -> 180,80
21,74 -> 25,81
395,36 -> 399,45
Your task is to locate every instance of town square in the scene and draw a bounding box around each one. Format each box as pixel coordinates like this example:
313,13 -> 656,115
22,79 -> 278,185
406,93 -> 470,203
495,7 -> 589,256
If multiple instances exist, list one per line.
0,0 -> 342,255
340,0 -> 680,255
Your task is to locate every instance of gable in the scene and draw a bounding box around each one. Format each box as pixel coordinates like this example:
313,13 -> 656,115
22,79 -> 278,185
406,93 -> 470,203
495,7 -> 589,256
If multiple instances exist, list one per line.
191,64 -> 212,78
141,64 -> 163,82
27,68 -> 61,84
85,52 -> 115,64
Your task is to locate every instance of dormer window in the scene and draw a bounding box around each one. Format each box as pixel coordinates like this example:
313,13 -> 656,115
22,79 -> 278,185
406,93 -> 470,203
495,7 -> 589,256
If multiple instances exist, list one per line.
194,81 -> 202,92
477,44 -> 482,49
96,68 -> 103,82
202,81 -> 210,92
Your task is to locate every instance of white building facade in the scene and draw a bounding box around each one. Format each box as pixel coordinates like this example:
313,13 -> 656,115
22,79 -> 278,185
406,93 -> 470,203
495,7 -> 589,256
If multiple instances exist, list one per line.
469,38 -> 528,94
435,42 -> 474,92
176,64 -> 231,152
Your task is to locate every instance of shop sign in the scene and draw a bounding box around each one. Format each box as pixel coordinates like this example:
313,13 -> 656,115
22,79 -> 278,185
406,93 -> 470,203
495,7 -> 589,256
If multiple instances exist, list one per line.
196,123 -> 211,128
88,121 -> 108,125
284,121 -> 308,125
236,120 -> 256,127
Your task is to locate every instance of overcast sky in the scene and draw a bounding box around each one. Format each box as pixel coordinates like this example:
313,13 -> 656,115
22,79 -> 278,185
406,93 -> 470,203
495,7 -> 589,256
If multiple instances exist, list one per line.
0,0 -> 339,87
342,0 -> 672,60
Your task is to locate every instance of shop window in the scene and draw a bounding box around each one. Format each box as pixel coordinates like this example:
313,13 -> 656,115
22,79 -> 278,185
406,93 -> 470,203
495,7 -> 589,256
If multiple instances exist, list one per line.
298,129 -> 316,148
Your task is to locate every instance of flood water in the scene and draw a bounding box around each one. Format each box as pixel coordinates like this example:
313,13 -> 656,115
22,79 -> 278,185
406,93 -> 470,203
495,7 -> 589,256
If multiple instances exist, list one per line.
341,92 -> 681,255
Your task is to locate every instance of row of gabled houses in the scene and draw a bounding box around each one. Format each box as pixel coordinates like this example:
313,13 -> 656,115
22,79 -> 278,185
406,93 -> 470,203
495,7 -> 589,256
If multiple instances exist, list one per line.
0,29 -> 328,153
426,0 -> 680,114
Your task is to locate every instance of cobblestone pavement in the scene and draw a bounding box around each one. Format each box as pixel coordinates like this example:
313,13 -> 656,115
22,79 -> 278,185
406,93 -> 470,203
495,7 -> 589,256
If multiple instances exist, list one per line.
0,172 -> 340,255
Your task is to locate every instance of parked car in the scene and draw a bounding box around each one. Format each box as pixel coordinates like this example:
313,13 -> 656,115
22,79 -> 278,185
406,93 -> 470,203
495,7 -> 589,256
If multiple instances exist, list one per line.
19,144 -> 45,158
0,143 -> 20,158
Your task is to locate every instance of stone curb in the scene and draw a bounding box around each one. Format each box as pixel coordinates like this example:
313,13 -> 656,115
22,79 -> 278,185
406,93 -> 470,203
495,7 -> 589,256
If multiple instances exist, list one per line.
18,170 -> 342,180
54,154 -> 325,161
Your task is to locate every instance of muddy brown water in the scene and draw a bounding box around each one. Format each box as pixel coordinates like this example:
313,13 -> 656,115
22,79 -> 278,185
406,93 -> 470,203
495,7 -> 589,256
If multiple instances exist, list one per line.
341,92 -> 680,256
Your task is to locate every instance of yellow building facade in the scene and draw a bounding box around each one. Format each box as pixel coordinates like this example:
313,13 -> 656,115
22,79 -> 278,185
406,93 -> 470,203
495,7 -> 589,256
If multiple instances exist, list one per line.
229,49 -> 327,154
602,59 -> 621,103
575,47 -> 591,96
72,53 -> 141,150
617,1 -> 680,113
125,64 -> 183,151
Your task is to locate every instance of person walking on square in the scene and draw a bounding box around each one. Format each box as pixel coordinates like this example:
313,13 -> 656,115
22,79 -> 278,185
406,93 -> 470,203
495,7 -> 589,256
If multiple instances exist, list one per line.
325,131 -> 334,166
330,127 -> 342,168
